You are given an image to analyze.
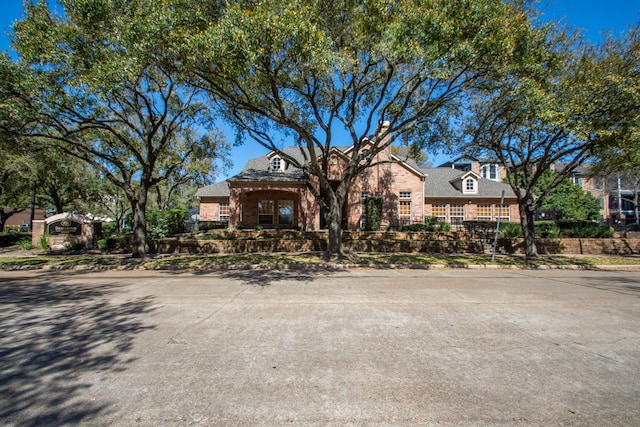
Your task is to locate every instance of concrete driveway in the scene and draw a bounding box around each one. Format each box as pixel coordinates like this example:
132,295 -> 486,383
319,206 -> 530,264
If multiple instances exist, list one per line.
1,268 -> 639,426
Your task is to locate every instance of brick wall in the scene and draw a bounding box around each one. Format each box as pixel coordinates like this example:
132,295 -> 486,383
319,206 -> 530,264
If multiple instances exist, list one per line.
152,233 -> 640,255
199,197 -> 229,222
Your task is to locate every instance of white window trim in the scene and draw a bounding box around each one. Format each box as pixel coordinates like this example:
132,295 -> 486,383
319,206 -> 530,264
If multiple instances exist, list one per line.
271,157 -> 284,171
463,178 -> 477,194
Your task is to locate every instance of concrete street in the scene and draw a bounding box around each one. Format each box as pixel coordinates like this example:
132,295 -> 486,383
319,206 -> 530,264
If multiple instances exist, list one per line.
1,268 -> 639,426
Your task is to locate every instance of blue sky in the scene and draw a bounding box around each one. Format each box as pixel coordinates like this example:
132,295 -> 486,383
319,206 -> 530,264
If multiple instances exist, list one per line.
1,1 -> 638,179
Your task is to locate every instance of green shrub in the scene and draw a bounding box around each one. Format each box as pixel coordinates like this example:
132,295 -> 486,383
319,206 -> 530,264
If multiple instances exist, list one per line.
500,222 -> 523,238
97,237 -> 118,252
18,238 -> 33,250
424,216 -> 439,226
146,209 -> 188,239
545,224 -> 562,238
254,224 -> 263,230
439,222 -> 451,232
38,235 -> 49,250
555,220 -> 613,238
399,223 -> 436,232
115,234 -> 133,251
101,221 -> 117,237
536,221 -> 562,238
0,232 -> 26,247
364,196 -> 383,231
199,221 -> 229,230
64,241 -> 86,252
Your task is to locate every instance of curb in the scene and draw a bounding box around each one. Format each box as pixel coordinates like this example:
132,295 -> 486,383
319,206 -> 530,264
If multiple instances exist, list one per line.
2,263 -> 640,273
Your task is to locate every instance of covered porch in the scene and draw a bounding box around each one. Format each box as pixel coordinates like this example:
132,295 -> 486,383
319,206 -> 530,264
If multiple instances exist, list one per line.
229,183 -> 319,230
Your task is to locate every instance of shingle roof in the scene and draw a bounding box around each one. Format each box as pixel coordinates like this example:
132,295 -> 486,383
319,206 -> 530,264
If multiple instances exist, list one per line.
227,147 -> 308,182
421,167 -> 516,198
195,181 -> 230,197
198,148 -> 514,199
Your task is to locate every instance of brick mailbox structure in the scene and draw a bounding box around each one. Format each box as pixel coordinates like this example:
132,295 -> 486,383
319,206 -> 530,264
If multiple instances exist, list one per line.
32,213 -> 100,250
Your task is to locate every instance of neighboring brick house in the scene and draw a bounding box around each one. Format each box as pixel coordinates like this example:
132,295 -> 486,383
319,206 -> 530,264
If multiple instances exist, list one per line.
423,168 -> 518,226
196,145 -> 518,230
2,208 -> 46,231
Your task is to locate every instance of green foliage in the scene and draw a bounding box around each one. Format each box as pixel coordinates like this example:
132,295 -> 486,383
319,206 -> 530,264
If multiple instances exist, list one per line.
364,197 -> 383,231
101,221 -> 117,238
32,149 -> 105,214
535,171 -> 602,221
424,216 -> 440,226
501,220 -> 613,238
500,222 -> 524,238
589,26 -> 640,177
536,221 -> 562,238
457,18 -> 632,256
439,222 -> 451,232
399,223 -> 436,232
97,237 -> 118,253
180,0 -> 533,256
115,234 -> 133,252
64,241 -> 86,252
97,233 -> 132,252
146,209 -> 188,239
199,221 -> 229,230
37,235 -> 49,250
555,221 -> 614,238
11,0 -> 228,257
17,238 -> 33,250
0,232 -> 26,247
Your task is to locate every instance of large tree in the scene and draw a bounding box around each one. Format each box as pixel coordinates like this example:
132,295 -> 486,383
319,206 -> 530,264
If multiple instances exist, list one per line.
181,0 -> 534,257
589,26 -> 640,225
10,0 -> 227,257
460,20 -> 636,257
30,149 -> 104,214
0,53 -> 37,230
149,128 -> 230,211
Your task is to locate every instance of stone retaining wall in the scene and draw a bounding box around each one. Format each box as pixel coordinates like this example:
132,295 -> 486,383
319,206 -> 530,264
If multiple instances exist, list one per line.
506,238 -> 640,255
150,232 -> 640,255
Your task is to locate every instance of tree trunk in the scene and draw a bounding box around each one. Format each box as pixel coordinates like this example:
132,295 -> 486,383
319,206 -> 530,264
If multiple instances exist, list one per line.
325,202 -> 343,259
130,190 -> 148,258
0,210 -> 8,232
519,198 -> 538,258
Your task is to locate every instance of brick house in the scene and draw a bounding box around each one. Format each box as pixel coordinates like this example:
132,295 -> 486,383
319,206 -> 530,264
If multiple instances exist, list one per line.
549,163 -> 639,225
196,144 -> 519,230
2,208 -> 46,231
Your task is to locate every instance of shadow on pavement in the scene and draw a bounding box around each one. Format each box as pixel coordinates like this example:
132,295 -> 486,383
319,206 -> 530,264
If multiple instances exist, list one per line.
0,274 -> 156,426
214,265 -> 342,287
571,274 -> 640,297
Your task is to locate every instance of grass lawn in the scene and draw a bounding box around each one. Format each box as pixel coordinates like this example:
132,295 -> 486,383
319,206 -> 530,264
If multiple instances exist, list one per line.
1,251 -> 639,270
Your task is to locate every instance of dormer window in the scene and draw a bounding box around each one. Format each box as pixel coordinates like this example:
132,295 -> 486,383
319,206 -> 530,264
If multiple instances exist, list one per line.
449,171 -> 480,195
465,178 -> 474,191
272,157 -> 282,171
463,177 -> 477,194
